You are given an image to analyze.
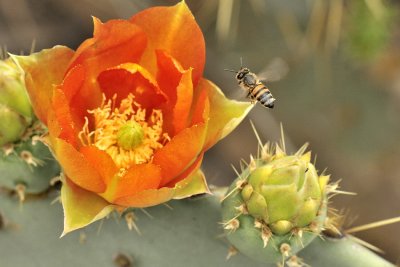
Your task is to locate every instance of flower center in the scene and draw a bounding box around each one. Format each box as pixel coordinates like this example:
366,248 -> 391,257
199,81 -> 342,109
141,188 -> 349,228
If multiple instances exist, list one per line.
117,121 -> 144,150
79,94 -> 170,169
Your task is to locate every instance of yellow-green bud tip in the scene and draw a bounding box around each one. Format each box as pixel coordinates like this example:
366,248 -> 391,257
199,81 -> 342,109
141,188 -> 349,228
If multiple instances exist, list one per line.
241,184 -> 254,201
117,121 -> 144,150
0,105 -> 27,146
270,220 -> 293,235
0,59 -> 33,119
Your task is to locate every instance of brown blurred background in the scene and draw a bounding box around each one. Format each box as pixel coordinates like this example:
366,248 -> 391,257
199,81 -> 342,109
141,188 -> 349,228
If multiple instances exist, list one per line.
1,0 -> 399,263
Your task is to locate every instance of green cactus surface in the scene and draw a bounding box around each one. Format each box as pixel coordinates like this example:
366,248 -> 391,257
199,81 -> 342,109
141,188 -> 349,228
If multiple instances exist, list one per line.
0,191 -> 394,267
0,136 -> 60,194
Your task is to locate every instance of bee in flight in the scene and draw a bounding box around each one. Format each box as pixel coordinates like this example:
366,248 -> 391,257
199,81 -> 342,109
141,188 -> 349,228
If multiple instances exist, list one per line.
225,58 -> 288,109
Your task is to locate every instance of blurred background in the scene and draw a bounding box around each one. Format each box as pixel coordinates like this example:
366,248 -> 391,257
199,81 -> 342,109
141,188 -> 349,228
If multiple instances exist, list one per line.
1,0 -> 399,263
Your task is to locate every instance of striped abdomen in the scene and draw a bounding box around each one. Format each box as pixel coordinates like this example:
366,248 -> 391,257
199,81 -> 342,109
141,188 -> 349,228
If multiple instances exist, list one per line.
249,83 -> 275,109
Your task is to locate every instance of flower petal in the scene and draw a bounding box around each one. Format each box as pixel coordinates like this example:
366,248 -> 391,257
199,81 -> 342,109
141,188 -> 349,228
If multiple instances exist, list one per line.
189,84 -> 210,125
52,88 -> 79,147
60,64 -> 85,102
155,50 -> 194,135
66,71 -> 103,130
155,50 -> 184,102
113,187 -> 174,208
97,63 -> 166,109
47,109 -> 62,143
53,64 -> 89,131
54,138 -> 106,193
79,145 -> 118,186
68,18 -> 147,72
153,123 -> 207,187
108,163 -> 162,201
173,169 -> 210,199
165,153 -> 203,187
130,1 -> 205,87
199,78 -> 253,150
61,177 -> 114,236
11,46 -> 74,124
67,18 -> 148,127
169,68 -> 194,135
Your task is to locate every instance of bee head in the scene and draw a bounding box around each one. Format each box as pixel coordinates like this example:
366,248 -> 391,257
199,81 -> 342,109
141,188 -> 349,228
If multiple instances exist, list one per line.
236,68 -> 249,80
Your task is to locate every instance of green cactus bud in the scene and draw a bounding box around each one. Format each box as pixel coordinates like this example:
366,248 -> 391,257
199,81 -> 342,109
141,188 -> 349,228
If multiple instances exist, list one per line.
0,58 -> 33,146
0,136 -> 60,194
221,143 -> 328,264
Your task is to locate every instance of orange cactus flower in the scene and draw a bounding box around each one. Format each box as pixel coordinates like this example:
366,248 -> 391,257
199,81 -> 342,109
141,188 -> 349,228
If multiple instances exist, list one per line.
13,2 -> 252,235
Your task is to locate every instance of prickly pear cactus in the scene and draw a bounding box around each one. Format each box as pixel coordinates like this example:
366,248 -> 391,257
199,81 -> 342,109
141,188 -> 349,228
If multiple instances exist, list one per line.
0,57 -> 60,197
221,143 -> 329,264
0,191 -> 394,267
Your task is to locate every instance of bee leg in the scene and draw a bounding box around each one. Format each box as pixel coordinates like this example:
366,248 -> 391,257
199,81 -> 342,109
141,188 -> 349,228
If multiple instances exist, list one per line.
247,95 -> 256,104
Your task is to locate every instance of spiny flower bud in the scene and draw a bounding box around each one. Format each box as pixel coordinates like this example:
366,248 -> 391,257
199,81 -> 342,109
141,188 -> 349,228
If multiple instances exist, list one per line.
0,58 -> 33,146
221,142 -> 329,264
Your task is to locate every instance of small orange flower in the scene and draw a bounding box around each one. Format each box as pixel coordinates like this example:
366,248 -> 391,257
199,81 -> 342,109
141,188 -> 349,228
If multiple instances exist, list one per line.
13,2 -> 252,234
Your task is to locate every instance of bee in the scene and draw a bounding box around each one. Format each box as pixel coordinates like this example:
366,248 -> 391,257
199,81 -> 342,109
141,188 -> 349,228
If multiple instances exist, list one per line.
225,58 -> 288,109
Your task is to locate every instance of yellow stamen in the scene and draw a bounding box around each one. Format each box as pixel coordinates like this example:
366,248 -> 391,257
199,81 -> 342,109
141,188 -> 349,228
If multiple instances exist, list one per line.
79,94 -> 169,169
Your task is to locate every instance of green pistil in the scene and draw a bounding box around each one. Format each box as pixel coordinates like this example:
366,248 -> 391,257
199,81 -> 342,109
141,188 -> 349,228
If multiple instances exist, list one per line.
117,121 -> 144,150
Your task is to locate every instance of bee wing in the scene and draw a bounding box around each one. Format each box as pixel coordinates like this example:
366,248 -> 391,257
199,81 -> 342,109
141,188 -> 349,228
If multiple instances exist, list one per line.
257,57 -> 289,83
226,85 -> 249,101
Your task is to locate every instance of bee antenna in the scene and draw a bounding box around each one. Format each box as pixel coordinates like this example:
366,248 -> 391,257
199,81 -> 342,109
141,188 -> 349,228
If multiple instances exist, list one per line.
240,57 -> 243,68
224,69 -> 237,73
